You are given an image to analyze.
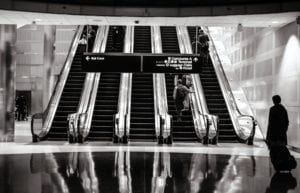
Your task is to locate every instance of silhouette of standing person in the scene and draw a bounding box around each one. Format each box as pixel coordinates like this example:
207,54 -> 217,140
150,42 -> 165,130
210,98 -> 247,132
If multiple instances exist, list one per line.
87,26 -> 96,52
112,26 -> 124,51
198,29 -> 210,65
16,95 -> 26,121
266,95 -> 289,147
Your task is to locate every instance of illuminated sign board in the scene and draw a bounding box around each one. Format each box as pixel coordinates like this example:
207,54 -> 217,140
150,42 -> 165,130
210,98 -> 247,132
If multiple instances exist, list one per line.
82,53 -> 201,73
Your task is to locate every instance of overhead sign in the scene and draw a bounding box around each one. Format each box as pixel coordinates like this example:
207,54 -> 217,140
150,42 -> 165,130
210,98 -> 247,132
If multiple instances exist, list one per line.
82,53 -> 141,73
143,55 -> 201,73
82,53 -> 201,73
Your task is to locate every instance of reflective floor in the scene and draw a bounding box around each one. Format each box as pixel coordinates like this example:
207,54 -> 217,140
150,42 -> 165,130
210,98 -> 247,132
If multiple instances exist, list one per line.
0,150 -> 299,193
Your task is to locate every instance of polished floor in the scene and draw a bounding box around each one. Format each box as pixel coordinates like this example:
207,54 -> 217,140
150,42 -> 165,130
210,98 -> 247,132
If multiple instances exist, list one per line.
0,150 -> 299,193
0,121 -> 298,193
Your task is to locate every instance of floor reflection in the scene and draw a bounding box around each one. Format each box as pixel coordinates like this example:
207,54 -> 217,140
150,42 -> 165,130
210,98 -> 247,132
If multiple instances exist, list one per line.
152,152 -> 171,193
265,172 -> 297,193
0,151 -> 298,193
114,150 -> 132,193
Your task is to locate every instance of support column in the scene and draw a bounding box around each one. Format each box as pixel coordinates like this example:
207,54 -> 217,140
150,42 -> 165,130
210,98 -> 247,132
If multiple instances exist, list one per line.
0,24 -> 17,141
43,25 -> 56,110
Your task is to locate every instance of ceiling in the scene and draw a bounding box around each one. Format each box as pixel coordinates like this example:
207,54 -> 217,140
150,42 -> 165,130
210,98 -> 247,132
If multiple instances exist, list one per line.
18,0 -> 300,7
0,9 -> 299,28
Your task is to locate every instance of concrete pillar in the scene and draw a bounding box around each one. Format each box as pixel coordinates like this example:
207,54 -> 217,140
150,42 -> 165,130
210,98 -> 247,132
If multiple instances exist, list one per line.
0,24 -> 17,142
43,25 -> 56,110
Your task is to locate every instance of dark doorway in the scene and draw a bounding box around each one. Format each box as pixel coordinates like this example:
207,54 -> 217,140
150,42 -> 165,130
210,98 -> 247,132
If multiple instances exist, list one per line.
16,90 -> 31,117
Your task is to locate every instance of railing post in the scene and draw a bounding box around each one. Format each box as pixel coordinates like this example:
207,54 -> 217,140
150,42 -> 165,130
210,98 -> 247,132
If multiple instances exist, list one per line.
31,113 -> 42,142
113,114 -> 119,143
67,113 -> 79,143
122,114 -> 128,144
247,119 -> 257,145
158,116 -> 164,144
203,115 -> 209,144
211,115 -> 219,145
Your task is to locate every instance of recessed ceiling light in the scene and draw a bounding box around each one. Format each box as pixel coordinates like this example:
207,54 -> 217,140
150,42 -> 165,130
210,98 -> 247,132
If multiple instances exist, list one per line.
34,19 -> 43,22
271,21 -> 279,24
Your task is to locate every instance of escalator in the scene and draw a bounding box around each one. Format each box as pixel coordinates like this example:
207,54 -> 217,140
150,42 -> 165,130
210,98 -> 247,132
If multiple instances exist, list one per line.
160,26 -> 198,142
88,26 -> 124,141
129,26 -> 156,141
187,26 -> 237,142
47,44 -> 89,140
134,26 -> 151,53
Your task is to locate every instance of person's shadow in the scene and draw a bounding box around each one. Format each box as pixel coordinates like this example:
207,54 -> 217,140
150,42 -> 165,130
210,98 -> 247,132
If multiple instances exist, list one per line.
265,172 -> 297,193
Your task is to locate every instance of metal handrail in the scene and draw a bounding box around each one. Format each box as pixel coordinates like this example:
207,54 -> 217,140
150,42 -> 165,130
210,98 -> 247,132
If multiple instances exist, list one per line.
33,25 -> 84,140
152,26 -> 161,139
153,73 -> 160,137
192,73 -> 219,142
152,26 -> 172,143
204,27 -> 256,144
75,26 -> 109,142
176,26 -> 213,142
114,26 -> 133,142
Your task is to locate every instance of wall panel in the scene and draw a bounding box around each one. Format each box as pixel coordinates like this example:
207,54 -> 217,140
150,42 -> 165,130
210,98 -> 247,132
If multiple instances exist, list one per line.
222,21 -> 300,148
255,59 -> 272,78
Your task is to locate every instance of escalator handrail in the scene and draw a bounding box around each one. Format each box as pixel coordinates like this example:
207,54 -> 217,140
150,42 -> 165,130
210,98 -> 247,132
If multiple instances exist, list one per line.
152,26 -> 161,137
152,26 -> 172,139
115,26 -> 133,138
76,26 -> 109,140
159,74 -> 172,138
153,74 -> 171,138
37,25 -> 84,139
77,26 -> 102,115
153,74 -> 160,136
204,27 -> 256,142
125,27 -> 134,133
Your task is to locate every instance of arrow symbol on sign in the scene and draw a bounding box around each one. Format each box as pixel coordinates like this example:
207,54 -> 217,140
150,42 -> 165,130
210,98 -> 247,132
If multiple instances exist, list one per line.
86,56 -> 90,61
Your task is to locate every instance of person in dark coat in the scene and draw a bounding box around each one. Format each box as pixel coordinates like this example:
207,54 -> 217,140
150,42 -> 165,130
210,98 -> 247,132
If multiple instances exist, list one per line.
173,79 -> 193,121
87,26 -> 96,52
198,29 -> 210,65
266,95 -> 289,147
16,95 -> 27,121
112,26 -> 124,51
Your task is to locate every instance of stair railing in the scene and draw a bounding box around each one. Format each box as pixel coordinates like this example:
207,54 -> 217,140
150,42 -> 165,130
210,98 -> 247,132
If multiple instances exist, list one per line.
176,26 -> 218,144
204,27 -> 256,145
69,26 -> 108,143
114,26 -> 133,143
31,25 -> 84,142
151,26 -> 172,144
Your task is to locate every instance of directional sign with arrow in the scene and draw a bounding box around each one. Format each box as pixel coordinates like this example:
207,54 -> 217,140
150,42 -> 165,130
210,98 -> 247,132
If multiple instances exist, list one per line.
82,53 -> 202,73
